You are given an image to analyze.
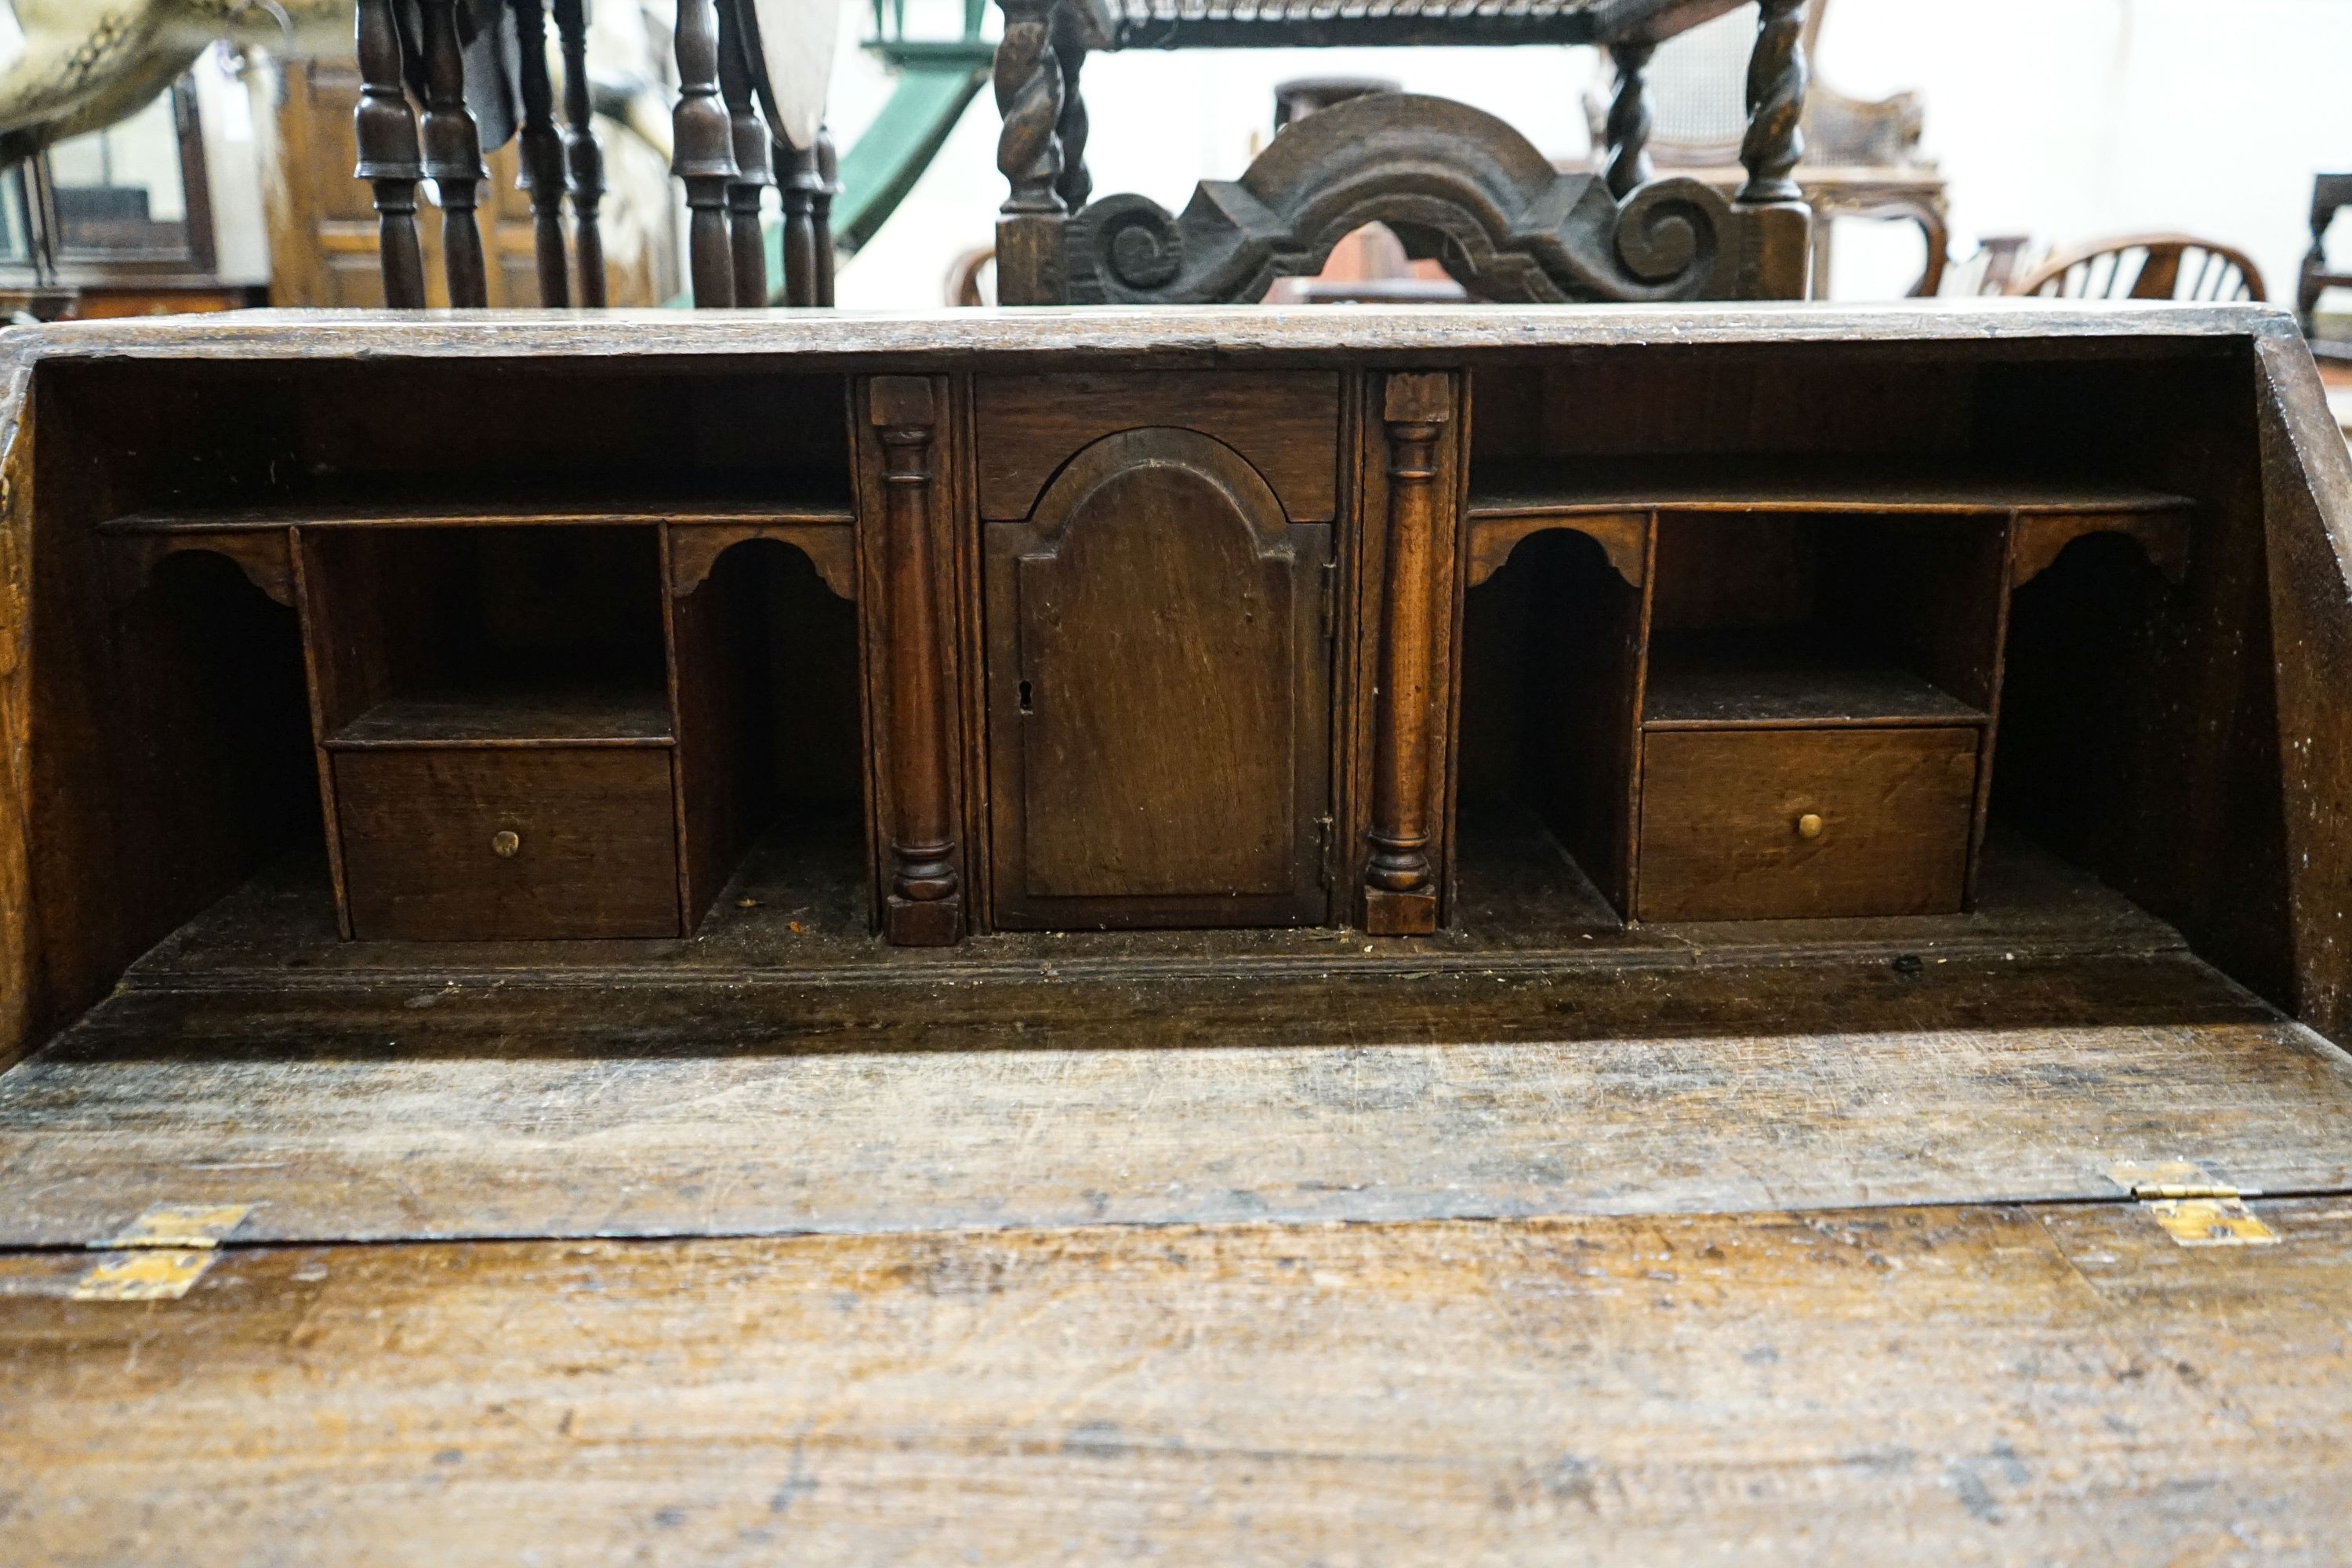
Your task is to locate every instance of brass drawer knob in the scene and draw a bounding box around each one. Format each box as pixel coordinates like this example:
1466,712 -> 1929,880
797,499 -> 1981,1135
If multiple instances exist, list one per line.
491,829 -> 522,858
1794,811 -> 1824,840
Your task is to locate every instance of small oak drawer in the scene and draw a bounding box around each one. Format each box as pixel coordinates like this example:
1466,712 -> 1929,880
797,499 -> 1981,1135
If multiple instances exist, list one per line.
336,749 -> 681,940
1636,727 -> 1979,921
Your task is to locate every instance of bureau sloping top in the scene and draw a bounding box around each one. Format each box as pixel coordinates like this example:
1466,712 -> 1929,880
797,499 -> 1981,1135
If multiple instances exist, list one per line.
0,300 -> 2295,377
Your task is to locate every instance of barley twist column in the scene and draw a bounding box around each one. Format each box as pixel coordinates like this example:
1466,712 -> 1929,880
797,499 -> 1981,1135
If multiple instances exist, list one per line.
992,0 -> 1066,303
1602,41 -> 1654,200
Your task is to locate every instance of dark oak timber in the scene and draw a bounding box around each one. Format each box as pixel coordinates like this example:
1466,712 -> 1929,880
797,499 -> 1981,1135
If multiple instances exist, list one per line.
714,0 -> 773,308
671,0 -> 739,307
350,0 -> 425,308
6,299 -> 2352,1566
1364,372 -> 1453,935
869,377 -> 963,946
552,0 -> 605,306
415,0 -> 488,307
510,0 -> 571,307
0,303 -> 2344,1046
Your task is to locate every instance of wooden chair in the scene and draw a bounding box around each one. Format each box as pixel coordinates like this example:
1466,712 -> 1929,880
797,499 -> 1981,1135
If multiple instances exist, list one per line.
2009,234 -> 2266,303
1955,234 -> 2035,296
1585,0 -> 1947,297
2301,174 -> 2352,339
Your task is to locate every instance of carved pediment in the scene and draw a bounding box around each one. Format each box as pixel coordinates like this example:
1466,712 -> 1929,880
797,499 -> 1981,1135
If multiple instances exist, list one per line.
1066,92 -> 1737,304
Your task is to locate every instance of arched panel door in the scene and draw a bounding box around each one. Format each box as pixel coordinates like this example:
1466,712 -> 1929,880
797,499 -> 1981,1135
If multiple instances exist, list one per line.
985,428 -> 1334,928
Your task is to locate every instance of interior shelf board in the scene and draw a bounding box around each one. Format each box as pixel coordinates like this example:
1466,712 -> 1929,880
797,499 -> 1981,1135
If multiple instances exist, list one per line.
1466,458 -> 2197,520
325,685 -> 677,750
100,490 -> 856,534
1642,633 -> 1988,728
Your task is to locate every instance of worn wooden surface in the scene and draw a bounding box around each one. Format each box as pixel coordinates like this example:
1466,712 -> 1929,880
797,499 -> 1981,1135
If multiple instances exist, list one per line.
5,925 -> 2348,1248
0,303 -> 2292,376
325,686 -> 675,746
1468,459 -> 2200,519
2257,336 -> 2352,1044
1642,636 -> 1984,726
4,1198 -> 2350,1563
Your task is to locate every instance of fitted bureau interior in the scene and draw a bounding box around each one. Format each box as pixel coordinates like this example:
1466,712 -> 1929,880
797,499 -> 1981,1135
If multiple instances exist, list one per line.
36,358 -> 866,1003
15,336 -> 2295,1050
1457,342 -> 2275,995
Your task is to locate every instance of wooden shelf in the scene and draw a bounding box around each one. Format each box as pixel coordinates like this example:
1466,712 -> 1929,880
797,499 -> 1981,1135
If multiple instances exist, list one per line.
98,488 -> 855,535
1642,632 -> 1987,729
325,684 -> 676,749
1468,458 -> 2196,521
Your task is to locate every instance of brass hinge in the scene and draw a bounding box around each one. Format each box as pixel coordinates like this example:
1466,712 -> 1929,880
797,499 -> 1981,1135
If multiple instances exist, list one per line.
1316,815 -> 1335,889
2107,1161 -> 2278,1247
71,1202 -> 256,1301
1319,558 -> 1338,641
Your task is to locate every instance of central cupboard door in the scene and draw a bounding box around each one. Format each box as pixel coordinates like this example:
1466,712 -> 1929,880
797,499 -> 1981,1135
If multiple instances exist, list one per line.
985,427 -> 1334,928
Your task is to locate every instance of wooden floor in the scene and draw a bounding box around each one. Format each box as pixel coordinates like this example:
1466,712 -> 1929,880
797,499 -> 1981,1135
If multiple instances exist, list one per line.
7,822 -> 2352,1562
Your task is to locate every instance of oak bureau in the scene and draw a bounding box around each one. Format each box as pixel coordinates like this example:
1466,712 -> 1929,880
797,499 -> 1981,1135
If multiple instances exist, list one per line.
4,303 -> 2350,1067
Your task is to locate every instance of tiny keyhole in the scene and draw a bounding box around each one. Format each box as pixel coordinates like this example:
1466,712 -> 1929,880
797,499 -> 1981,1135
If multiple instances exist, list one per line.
1018,680 -> 1034,713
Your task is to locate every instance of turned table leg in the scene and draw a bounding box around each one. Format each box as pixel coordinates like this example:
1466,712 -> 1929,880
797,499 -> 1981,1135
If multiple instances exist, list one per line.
717,0 -> 773,307
353,0 -> 426,307
511,0 -> 570,306
417,0 -> 488,307
552,0 -> 607,306
673,0 -> 740,306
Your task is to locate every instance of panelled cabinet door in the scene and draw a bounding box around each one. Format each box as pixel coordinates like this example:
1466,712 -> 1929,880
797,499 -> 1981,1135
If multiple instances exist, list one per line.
985,428 -> 1334,928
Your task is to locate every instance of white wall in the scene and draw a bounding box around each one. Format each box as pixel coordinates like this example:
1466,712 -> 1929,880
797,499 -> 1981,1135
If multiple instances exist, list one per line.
831,0 -> 2352,308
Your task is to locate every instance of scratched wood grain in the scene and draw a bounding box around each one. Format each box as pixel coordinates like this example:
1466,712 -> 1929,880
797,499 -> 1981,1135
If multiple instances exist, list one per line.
0,302 -> 2290,379
3,946 -> 2346,1247
4,1198 -> 2348,1565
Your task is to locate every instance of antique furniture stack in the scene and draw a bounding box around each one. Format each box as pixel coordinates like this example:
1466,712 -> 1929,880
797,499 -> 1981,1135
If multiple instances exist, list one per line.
2009,234 -> 2267,303
2305,172 -> 2352,349
980,0 -> 1817,305
0,76 -> 263,321
343,0 -> 840,310
343,0 -> 1815,310
4,304 -> 2352,1069
1582,0 -> 1949,299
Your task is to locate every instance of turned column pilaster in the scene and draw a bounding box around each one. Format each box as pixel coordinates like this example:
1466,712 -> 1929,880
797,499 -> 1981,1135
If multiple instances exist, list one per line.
872,377 -> 963,946
1364,372 -> 1452,937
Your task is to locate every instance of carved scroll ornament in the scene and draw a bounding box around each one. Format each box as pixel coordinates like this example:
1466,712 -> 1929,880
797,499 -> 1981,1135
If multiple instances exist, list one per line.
1065,93 -> 1737,305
